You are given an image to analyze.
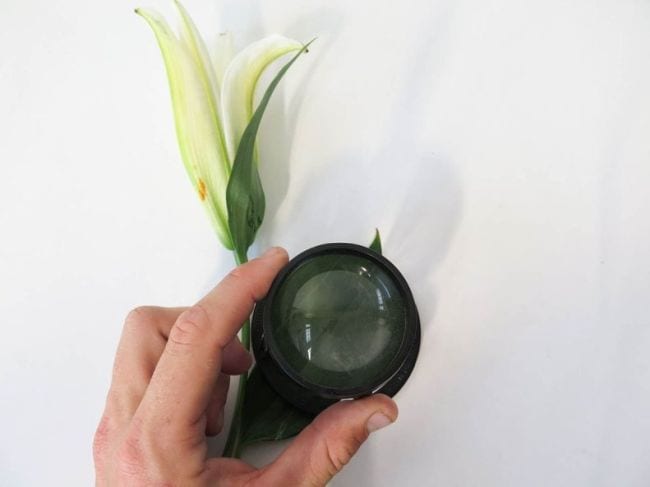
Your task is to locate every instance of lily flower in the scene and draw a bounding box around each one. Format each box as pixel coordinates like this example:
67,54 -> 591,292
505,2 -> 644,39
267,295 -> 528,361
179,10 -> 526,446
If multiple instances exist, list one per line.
136,1 -> 302,249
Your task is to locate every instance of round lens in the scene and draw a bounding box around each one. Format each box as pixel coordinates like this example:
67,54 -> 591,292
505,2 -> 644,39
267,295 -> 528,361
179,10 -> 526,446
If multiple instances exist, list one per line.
270,252 -> 407,390
252,243 -> 420,413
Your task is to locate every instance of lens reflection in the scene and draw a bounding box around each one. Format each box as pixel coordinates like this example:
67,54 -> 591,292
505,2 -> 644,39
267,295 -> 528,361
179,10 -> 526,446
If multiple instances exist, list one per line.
271,253 -> 406,390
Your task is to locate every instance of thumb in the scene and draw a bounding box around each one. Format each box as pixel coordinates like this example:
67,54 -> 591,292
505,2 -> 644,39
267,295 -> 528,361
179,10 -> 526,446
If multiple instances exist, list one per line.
259,394 -> 398,487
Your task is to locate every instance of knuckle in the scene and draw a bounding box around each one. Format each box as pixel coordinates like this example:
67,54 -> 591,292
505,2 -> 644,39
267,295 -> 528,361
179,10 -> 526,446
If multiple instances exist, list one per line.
306,424 -> 366,484
323,431 -> 365,477
92,415 -> 114,464
116,427 -> 147,478
224,268 -> 259,304
124,306 -> 159,330
323,438 -> 354,474
168,305 -> 211,349
114,421 -> 204,483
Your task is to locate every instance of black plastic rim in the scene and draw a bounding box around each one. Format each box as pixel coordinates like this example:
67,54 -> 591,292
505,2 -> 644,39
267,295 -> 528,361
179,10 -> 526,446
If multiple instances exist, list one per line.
252,243 -> 420,414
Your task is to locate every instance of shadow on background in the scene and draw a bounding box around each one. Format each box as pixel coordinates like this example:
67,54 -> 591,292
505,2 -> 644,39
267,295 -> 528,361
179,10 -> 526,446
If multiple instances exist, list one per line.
257,7 -> 345,246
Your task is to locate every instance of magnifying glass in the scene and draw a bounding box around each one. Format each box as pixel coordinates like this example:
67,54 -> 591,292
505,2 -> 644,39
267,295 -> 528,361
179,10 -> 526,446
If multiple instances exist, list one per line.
252,243 -> 420,413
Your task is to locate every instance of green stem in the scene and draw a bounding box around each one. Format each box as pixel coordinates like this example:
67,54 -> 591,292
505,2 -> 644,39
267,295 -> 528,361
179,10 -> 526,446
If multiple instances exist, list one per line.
222,249 -> 249,458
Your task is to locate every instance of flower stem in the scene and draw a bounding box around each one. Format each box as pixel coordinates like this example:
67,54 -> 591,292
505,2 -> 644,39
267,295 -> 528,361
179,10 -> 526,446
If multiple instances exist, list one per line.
222,249 -> 249,458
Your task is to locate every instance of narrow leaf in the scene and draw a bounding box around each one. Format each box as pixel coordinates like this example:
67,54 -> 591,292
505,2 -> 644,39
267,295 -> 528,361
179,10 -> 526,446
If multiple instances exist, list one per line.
241,366 -> 314,445
370,228 -> 382,254
226,42 -> 312,260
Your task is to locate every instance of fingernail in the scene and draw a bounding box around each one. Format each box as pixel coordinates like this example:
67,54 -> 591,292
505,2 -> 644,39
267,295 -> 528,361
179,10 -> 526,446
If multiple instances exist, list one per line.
261,247 -> 283,259
366,412 -> 393,433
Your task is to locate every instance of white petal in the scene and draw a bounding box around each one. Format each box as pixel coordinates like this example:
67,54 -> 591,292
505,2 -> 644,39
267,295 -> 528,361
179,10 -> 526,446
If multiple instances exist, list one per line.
211,31 -> 234,94
172,1 -> 226,146
136,7 -> 233,249
221,35 -> 303,162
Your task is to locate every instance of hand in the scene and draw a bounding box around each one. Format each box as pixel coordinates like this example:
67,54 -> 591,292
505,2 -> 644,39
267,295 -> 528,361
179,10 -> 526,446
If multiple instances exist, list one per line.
93,247 -> 398,486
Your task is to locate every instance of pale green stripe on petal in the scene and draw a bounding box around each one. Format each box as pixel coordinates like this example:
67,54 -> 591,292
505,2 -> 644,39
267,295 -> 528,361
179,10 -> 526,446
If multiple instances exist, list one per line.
173,0 -> 230,173
136,8 -> 233,249
221,35 -> 303,162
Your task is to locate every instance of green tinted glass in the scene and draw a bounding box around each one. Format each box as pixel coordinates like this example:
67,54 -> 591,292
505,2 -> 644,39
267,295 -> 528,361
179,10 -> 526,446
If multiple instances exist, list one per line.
271,253 -> 407,390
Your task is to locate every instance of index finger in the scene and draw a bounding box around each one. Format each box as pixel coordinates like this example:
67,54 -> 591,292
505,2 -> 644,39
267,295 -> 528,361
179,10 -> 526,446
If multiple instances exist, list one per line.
134,247 -> 288,439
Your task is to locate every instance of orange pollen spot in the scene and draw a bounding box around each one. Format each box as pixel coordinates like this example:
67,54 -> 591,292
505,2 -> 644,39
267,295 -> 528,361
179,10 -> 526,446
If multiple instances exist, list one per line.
197,179 -> 207,201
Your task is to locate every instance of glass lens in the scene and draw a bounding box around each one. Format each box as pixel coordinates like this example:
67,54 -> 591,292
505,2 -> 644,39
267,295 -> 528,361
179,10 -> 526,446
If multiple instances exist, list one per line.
271,252 -> 406,390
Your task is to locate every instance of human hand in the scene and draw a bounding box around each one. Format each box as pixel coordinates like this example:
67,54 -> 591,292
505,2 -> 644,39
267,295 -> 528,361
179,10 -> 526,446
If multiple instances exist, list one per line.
93,247 -> 398,486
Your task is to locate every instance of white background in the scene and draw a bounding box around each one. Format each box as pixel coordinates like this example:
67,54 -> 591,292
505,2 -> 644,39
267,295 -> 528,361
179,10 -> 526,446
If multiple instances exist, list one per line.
1,0 -> 650,485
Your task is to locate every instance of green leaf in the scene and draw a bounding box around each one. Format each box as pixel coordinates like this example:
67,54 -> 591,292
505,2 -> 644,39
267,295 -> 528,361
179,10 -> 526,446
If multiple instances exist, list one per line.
369,228 -> 382,254
226,42 -> 312,261
240,366 -> 314,445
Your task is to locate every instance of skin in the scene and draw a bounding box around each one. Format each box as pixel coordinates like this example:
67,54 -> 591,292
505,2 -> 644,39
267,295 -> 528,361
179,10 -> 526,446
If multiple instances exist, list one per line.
94,247 -> 398,486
